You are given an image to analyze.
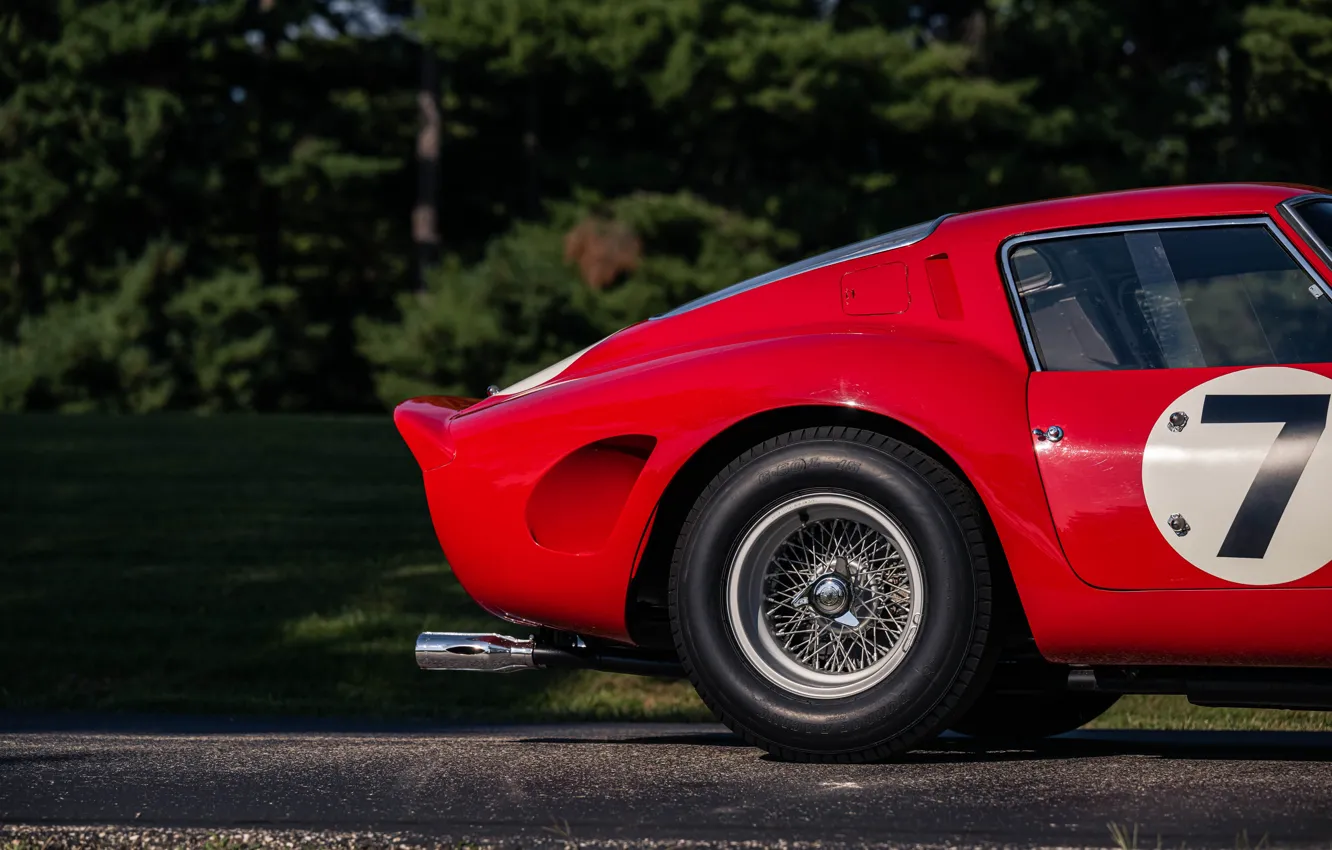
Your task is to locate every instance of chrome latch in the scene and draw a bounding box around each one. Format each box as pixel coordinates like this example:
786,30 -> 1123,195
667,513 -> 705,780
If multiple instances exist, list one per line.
1032,425 -> 1064,443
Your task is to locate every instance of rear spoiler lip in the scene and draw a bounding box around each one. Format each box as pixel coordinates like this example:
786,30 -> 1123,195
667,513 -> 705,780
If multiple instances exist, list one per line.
404,395 -> 481,413
394,396 -> 480,471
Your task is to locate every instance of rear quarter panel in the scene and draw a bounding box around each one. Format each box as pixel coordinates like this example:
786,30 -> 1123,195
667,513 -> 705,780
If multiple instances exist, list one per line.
435,289 -> 1059,642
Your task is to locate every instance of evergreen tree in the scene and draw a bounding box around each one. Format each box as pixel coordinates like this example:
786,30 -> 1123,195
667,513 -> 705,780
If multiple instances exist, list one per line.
0,0 -> 414,411
417,0 -> 1041,258
5,1 -> 1332,412
358,191 -> 795,403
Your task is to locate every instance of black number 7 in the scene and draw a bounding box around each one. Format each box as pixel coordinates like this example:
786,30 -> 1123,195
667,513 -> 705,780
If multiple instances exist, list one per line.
1201,393 -> 1330,559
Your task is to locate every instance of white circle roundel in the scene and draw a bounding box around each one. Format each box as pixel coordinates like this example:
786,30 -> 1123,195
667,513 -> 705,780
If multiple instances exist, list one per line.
1142,366 -> 1332,586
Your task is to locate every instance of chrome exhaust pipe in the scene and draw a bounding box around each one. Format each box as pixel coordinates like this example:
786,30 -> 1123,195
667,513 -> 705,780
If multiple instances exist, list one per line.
415,632 -> 535,672
415,630 -> 687,677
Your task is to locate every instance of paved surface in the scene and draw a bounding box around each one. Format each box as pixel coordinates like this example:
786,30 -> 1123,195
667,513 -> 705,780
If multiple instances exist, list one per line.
3,719 -> 1332,847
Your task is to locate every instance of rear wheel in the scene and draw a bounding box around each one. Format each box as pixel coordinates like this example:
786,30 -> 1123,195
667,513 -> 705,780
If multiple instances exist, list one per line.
669,427 -> 998,762
950,691 -> 1120,740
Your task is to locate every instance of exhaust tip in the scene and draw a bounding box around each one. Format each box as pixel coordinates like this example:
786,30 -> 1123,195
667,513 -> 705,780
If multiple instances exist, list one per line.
415,632 -> 536,672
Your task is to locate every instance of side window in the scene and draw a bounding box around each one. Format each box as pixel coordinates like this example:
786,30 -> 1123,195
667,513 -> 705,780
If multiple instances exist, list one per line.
1009,223 -> 1332,371
1290,199 -> 1332,265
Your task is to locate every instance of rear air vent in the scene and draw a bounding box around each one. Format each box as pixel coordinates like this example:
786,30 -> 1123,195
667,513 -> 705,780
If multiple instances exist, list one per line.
526,435 -> 656,554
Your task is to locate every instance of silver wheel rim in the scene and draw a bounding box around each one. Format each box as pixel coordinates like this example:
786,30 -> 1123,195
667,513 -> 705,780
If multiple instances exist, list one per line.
726,492 -> 925,699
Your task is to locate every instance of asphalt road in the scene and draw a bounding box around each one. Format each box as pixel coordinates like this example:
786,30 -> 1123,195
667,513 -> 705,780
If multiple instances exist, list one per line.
4,717 -> 1332,847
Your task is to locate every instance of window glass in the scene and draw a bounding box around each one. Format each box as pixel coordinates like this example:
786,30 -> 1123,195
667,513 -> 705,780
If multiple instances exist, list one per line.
1010,224 -> 1332,371
1293,199 -> 1332,255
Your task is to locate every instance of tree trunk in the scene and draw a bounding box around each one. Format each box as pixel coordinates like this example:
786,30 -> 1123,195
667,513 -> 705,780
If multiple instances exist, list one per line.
255,0 -> 280,289
413,46 -> 441,290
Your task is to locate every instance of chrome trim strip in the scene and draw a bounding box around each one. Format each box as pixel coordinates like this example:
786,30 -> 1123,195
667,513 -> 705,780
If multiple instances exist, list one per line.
1279,193 -> 1332,272
654,214 -> 951,319
998,216 -> 1332,372
1283,192 -> 1332,205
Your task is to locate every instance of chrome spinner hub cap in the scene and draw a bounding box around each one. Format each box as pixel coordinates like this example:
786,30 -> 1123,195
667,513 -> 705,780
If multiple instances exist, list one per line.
726,492 -> 925,699
810,574 -> 851,617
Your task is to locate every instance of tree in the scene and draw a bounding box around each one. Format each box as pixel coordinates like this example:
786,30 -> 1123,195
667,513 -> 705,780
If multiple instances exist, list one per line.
416,0 -> 1042,258
358,191 -> 795,403
0,0 -> 416,411
1241,0 -> 1332,181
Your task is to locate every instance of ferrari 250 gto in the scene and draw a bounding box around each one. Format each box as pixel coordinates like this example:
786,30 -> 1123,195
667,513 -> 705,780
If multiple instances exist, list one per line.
396,183 -> 1332,761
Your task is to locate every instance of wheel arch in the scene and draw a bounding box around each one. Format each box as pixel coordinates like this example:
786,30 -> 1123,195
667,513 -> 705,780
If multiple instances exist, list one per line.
625,403 -> 1028,648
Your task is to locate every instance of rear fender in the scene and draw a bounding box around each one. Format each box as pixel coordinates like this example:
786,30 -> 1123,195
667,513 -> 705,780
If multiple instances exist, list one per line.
440,331 -> 1069,641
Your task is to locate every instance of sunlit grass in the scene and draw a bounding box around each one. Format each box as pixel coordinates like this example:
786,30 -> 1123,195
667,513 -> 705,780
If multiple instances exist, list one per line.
1093,694 -> 1332,732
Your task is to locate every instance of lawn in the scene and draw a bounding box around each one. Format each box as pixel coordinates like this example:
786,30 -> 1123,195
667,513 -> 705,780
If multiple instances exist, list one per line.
2,413 -> 1329,730
0,414 -> 701,721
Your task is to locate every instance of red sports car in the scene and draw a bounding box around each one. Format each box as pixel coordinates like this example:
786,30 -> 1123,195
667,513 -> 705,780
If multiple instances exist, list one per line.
396,183 -> 1332,761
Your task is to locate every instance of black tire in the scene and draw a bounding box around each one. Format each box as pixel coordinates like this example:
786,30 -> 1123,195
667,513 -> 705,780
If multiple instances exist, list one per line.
950,691 -> 1120,740
668,426 -> 997,762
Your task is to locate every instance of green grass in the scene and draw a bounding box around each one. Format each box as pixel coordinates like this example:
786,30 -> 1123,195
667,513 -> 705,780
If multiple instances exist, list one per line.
0,414 -> 705,721
2,413 -> 1331,730
1092,694 -> 1332,731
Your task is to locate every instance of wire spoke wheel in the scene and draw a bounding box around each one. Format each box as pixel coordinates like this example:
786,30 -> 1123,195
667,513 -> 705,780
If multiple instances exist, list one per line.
726,491 -> 925,699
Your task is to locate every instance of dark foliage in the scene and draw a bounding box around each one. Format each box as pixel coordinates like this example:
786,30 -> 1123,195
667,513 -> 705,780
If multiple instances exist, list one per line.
2,0 -> 1330,410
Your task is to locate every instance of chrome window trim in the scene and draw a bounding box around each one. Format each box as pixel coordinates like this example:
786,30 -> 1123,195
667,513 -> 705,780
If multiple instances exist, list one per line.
998,216 -> 1332,372
653,214 -> 951,319
1279,193 -> 1332,272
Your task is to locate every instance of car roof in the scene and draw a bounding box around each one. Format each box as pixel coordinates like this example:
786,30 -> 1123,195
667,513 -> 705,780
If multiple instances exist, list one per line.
949,183 -> 1320,233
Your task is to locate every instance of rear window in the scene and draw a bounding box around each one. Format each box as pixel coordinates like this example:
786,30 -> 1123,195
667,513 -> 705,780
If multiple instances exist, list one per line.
1009,223 -> 1332,371
654,216 -> 947,318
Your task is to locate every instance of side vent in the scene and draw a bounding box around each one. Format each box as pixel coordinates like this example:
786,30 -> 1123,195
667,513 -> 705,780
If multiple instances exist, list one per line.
526,435 -> 656,554
925,253 -> 964,320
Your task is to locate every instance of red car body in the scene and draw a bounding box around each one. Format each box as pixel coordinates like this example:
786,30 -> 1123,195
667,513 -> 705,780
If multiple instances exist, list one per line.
397,183 -> 1332,670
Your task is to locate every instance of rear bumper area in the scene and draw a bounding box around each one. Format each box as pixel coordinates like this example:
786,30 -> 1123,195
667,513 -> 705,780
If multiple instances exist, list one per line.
394,395 -> 661,643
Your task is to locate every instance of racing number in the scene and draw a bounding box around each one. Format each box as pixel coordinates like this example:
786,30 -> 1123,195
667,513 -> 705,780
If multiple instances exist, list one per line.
1201,393 -> 1331,559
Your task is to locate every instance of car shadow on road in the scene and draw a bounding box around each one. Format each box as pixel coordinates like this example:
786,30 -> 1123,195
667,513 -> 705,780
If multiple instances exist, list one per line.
518,729 -> 1332,763
519,731 -> 749,748
901,730 -> 1332,764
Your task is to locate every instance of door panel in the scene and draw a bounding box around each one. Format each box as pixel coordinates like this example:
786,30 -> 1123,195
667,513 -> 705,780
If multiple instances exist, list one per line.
1029,365 -> 1332,589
